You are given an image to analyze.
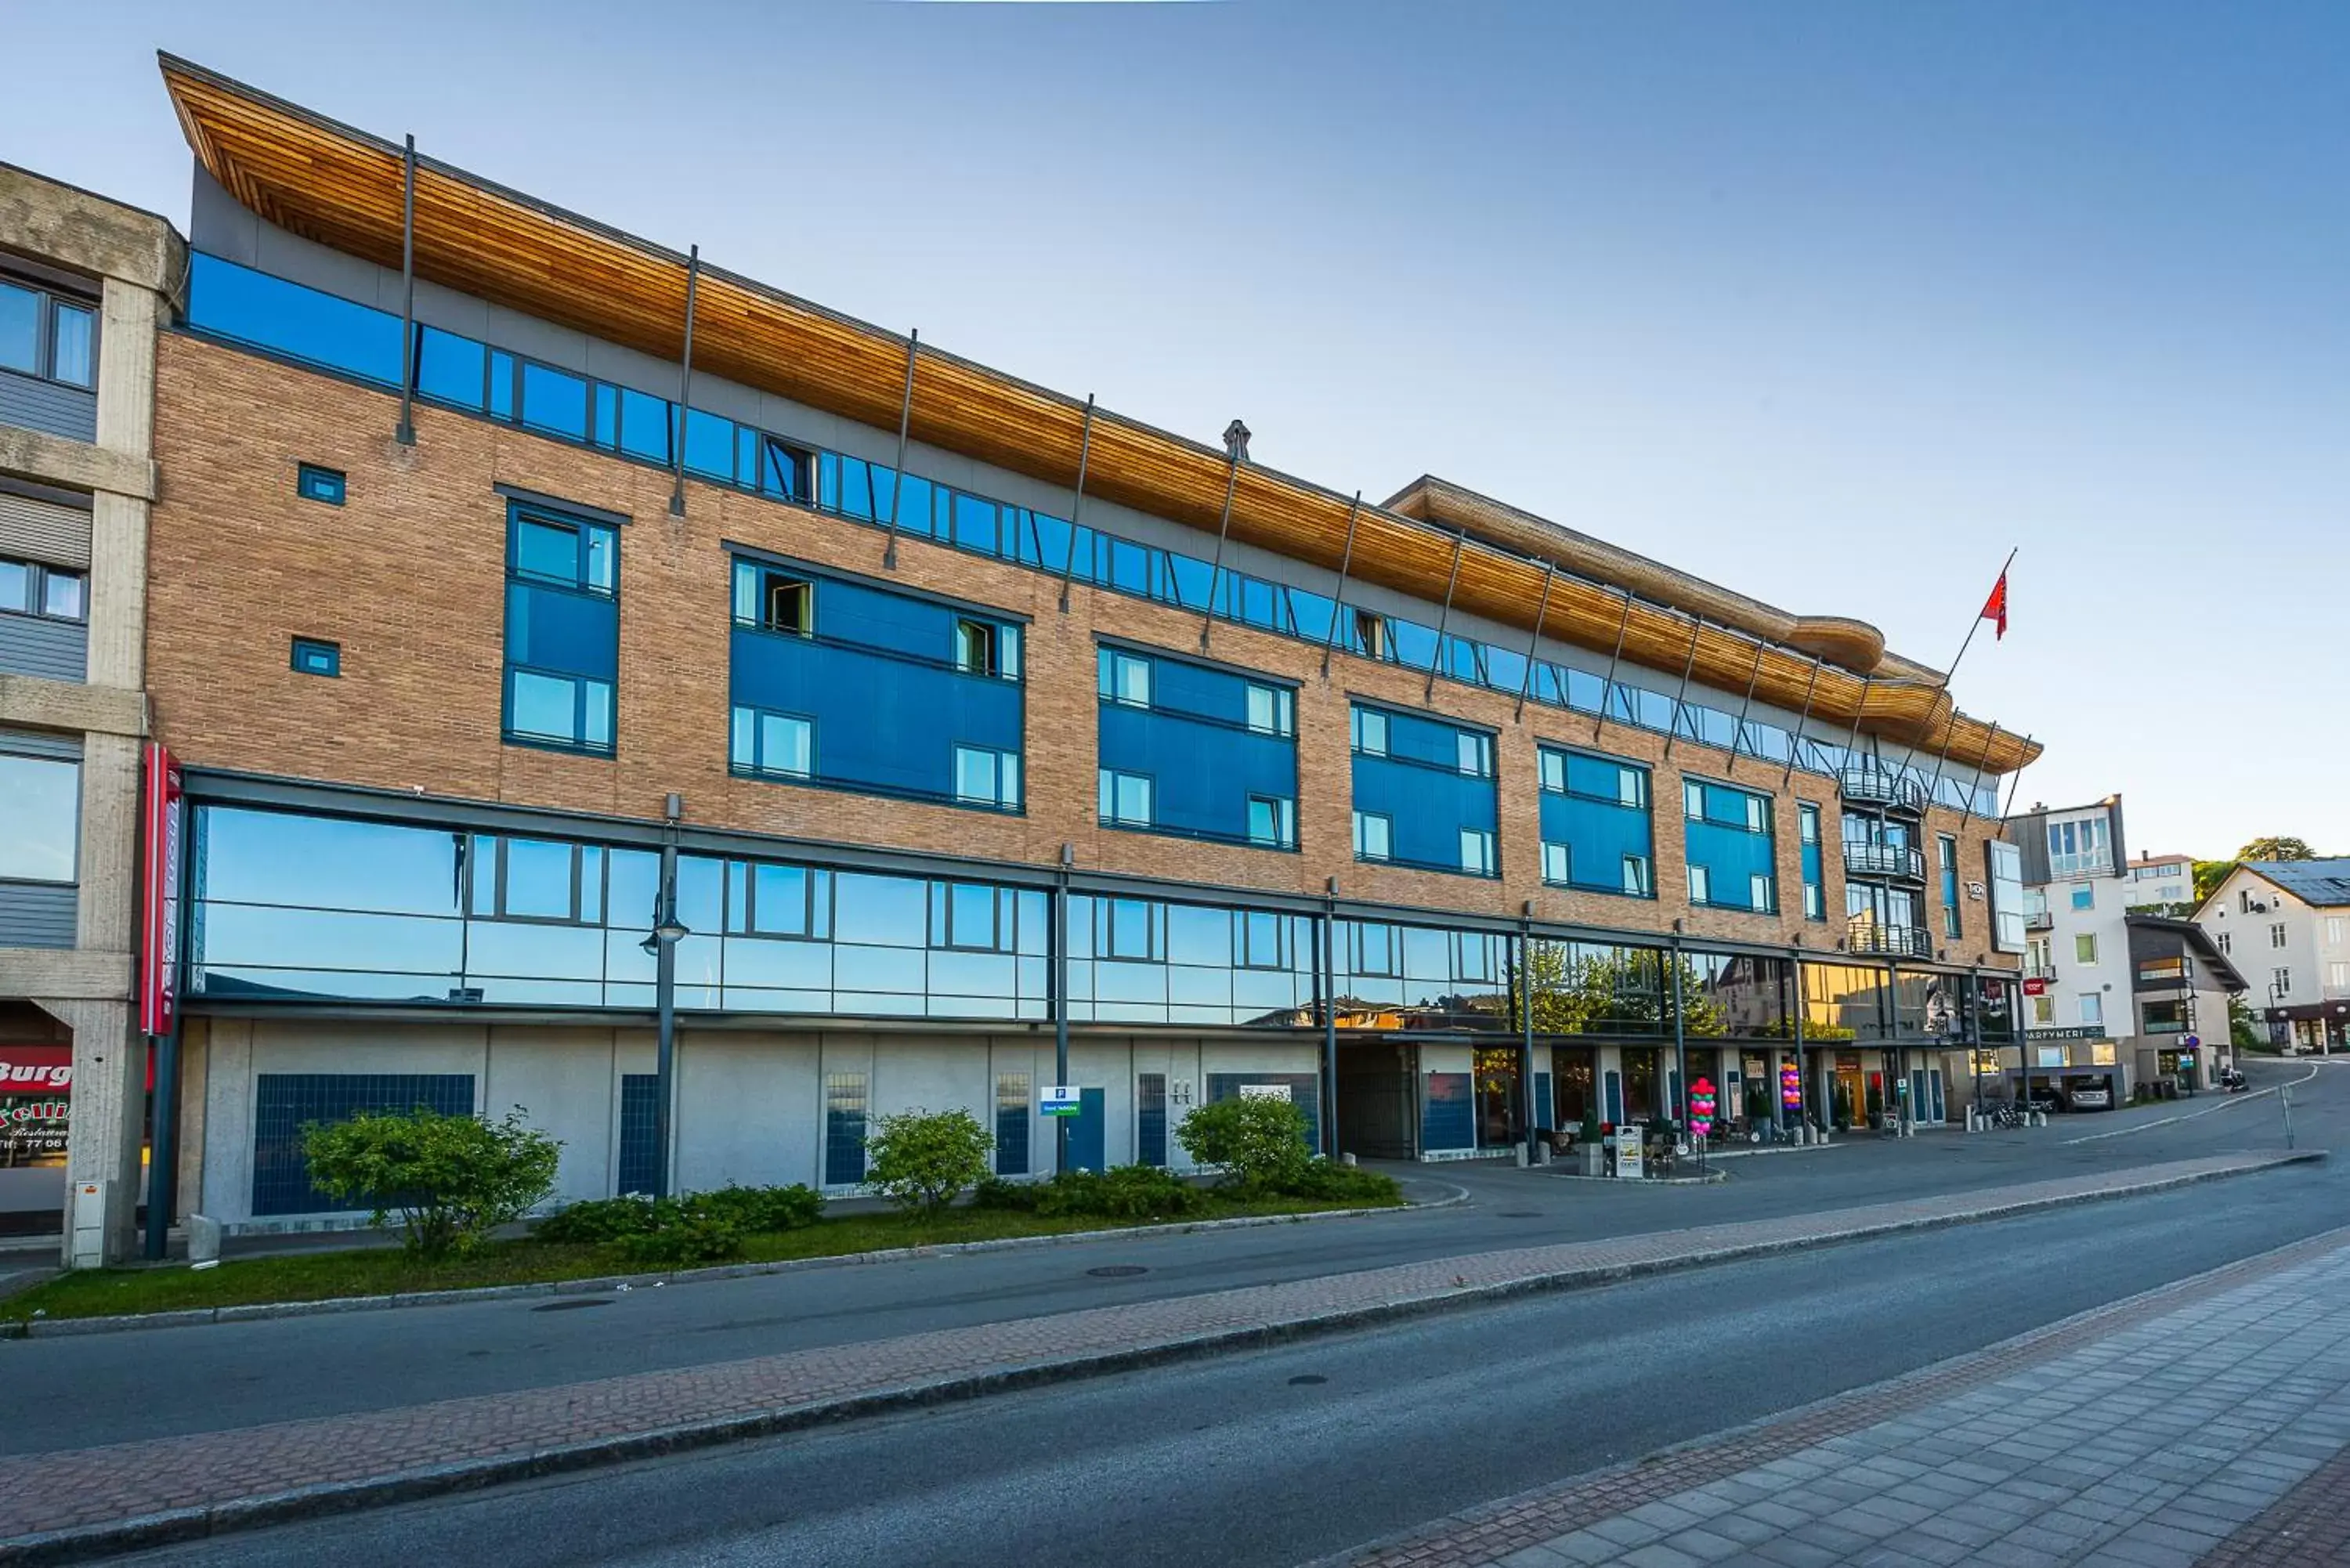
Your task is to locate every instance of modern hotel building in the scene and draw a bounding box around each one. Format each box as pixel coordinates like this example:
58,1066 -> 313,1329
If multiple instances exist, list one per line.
55,59 -> 2039,1236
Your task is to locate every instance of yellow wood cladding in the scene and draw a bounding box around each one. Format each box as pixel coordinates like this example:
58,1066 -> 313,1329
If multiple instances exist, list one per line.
160,56 -> 2038,776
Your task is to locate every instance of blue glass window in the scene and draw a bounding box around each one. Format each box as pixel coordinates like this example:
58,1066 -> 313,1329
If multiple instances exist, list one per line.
295,464 -> 345,506
1348,703 -> 1499,877
185,254 -> 402,386
1096,646 -> 1298,850
1537,746 -> 1653,898
1683,779 -> 1777,913
1799,803 -> 1827,920
731,704 -> 813,779
995,1073 -> 1030,1176
290,637 -> 340,677
519,362 -> 590,440
414,327 -> 486,409
1100,768 -> 1154,827
503,501 -> 619,756
955,745 -> 1021,810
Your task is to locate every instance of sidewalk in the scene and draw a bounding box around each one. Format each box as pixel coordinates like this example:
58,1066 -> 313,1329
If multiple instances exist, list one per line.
0,1151 -> 2309,1563
1341,1223 -> 2350,1568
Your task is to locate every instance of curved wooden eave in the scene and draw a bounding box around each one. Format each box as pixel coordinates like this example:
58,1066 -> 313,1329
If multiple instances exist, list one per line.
159,55 -> 2038,778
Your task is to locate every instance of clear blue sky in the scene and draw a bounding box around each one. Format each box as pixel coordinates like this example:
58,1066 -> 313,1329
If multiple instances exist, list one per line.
9,1 -> 2343,859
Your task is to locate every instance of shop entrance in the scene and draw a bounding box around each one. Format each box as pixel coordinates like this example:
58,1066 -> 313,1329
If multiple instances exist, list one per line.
1833,1053 -> 1864,1130
1335,1040 -> 1416,1160
1473,1047 -> 1521,1147
1551,1048 -> 1595,1133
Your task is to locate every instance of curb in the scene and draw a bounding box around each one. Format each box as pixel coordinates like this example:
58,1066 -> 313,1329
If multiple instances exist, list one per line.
1,1184 -> 1469,1341
0,1152 -> 2319,1566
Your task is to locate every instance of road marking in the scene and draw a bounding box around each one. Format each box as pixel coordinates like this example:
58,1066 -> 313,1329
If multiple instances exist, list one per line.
2063,1064 -> 2320,1143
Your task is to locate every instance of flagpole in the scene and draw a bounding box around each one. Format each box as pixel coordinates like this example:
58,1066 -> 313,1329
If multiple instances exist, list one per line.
1898,547 -> 2016,779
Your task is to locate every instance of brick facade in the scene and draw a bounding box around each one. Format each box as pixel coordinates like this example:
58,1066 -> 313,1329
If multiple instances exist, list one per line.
146,331 -> 2016,966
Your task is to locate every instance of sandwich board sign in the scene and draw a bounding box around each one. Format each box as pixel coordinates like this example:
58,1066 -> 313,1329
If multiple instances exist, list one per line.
1041,1086 -> 1082,1118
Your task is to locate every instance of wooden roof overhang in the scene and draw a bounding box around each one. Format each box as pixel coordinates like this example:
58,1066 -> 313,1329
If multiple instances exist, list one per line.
161,55 -> 2037,776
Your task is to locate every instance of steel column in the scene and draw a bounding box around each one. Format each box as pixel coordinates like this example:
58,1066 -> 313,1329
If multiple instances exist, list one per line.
667,246 -> 701,519
1668,930 -> 1688,1127
880,329 -> 920,567
1318,493 -> 1363,677
1594,588 -> 1636,740
1726,638 -> 1770,775
652,835 -> 679,1197
1053,873 -> 1071,1174
1958,723 -> 2004,827
1320,909 -> 1340,1160
1055,394 -> 1097,612
1519,924 -> 1538,1149
1513,562 -> 1558,721
1781,656 -> 1825,787
1198,449 -> 1245,649
395,135 -> 418,446
1423,530 -> 1467,702
1661,616 -> 1705,761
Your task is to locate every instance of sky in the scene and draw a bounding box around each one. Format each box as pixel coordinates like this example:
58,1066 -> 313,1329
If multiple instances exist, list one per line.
5,1 -> 2343,859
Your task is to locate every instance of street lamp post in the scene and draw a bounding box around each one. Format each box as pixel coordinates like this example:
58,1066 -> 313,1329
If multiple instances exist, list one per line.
643,797 -> 689,1200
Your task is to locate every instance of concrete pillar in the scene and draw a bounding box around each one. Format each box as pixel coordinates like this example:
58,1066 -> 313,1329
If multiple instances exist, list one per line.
38,997 -> 143,1265
72,732 -> 141,955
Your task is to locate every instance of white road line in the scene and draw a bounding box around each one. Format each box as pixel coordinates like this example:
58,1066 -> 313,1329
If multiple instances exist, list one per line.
2063,1064 -> 2321,1143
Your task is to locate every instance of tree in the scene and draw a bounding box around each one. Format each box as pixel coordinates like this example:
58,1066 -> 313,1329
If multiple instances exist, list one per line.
2236,836 -> 2319,863
2228,996 -> 2265,1051
2193,860 -> 2236,902
302,1106 -> 561,1259
864,1108 -> 994,1216
1176,1095 -> 1312,1193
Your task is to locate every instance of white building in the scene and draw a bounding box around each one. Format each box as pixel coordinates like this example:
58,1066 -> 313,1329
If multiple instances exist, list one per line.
2193,861 -> 2350,1051
2005,797 -> 2240,1101
2122,851 -> 2199,913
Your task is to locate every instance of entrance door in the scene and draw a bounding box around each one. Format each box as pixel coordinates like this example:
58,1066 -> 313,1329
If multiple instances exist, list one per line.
1068,1088 -> 1106,1172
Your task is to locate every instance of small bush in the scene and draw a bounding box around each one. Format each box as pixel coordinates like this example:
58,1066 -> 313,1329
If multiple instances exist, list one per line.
302,1106 -> 561,1259
691,1183 -> 823,1233
533,1194 -> 657,1245
971,1176 -> 1040,1212
1037,1165 -> 1206,1219
609,1202 -> 744,1266
1278,1162 -> 1402,1205
866,1108 -> 994,1216
535,1183 -> 821,1246
1176,1096 -> 1312,1194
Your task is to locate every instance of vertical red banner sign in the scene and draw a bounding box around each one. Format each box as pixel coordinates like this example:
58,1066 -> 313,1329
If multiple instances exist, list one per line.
137,742 -> 183,1038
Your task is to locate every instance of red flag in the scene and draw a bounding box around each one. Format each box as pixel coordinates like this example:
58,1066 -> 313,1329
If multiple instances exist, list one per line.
1979,572 -> 2009,640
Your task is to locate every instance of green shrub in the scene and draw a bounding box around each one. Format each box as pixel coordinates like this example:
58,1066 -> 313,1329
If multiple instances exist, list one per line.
1277,1162 -> 1402,1205
866,1107 -> 994,1216
533,1194 -> 656,1245
302,1106 -> 561,1259
1038,1165 -> 1206,1219
609,1203 -> 744,1266
691,1183 -> 822,1233
1176,1096 -> 1311,1194
971,1176 -> 1040,1212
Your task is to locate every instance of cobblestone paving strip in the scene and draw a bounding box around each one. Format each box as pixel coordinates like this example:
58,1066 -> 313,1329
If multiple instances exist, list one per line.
0,1151 -> 2311,1565
1340,1224 -> 2350,1568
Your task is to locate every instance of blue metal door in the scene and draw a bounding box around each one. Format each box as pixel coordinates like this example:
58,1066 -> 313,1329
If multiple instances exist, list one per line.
1068,1087 -> 1106,1172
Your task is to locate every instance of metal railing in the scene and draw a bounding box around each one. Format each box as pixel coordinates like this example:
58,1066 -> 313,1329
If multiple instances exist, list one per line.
2025,910 -> 2055,931
1842,841 -> 1926,882
1838,765 -> 1927,814
1846,919 -> 1935,959
2022,962 -> 2059,982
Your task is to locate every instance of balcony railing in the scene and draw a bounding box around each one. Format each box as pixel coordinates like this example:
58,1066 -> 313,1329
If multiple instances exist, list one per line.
2023,963 -> 2059,982
1839,765 -> 1927,815
1846,919 -> 1935,959
2025,909 -> 2055,932
1842,842 -> 1927,882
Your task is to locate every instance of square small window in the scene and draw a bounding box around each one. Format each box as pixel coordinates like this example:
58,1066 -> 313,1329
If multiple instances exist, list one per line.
1618,768 -> 1647,808
1685,781 -> 1705,820
1749,873 -> 1773,911
1099,649 -> 1152,707
1624,855 -> 1652,897
1246,794 -> 1296,848
1098,768 -> 1152,826
959,746 -> 1021,810
1456,732 -> 1491,778
1539,751 -> 1566,794
1353,811 -> 1392,862
1245,683 -> 1292,738
1461,829 -> 1496,876
2070,885 -> 2095,911
955,618 -> 1000,677
1352,708 -> 1387,756
297,464 -> 345,506
40,568 -> 84,622
1542,842 -> 1571,883
765,574 -> 812,635
290,637 -> 341,677
1744,795 -> 1767,833
1688,865 -> 1712,904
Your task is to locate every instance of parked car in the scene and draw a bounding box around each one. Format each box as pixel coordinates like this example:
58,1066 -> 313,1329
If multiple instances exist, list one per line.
2064,1085 -> 2113,1111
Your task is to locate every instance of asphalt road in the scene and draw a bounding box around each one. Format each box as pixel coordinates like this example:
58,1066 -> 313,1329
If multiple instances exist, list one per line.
11,1062 -> 2340,1460
116,1086 -> 2348,1568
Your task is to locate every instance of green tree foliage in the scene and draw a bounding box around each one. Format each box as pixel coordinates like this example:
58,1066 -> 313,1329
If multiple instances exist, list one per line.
864,1107 -> 994,1216
1175,1094 -> 1313,1194
2236,836 -> 2319,863
2193,860 -> 2235,902
302,1106 -> 561,1259
2229,996 -> 2266,1051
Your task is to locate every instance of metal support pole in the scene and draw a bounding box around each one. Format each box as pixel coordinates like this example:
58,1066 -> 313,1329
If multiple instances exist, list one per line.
1319,492 -> 1363,677
668,246 -> 701,519
1844,675 -> 1875,780
1791,959 -> 1808,1136
1053,873 -> 1071,1175
1594,587 -> 1636,740
1958,723 -> 2004,828
1423,531 -> 1467,703
1513,561 -> 1558,721
1320,909 -> 1340,1160
652,836 -> 678,1198
395,134 -> 418,446
1968,966 -> 1983,1128
880,329 -> 920,566
1668,932 -> 1689,1129
1198,448 -> 1244,650
1661,616 -> 1705,761
1519,924 -> 1538,1150
1782,656 -> 1825,788
1726,638 -> 1770,775
1055,395 -> 1097,612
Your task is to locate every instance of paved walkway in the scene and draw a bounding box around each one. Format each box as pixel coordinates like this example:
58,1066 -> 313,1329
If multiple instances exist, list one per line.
1343,1224 -> 2350,1568
0,1151 -> 2303,1562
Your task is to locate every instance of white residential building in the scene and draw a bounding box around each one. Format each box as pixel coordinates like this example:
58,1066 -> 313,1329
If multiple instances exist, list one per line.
2005,797 -> 2240,1100
2122,851 -> 2199,913
2193,861 -> 2350,1051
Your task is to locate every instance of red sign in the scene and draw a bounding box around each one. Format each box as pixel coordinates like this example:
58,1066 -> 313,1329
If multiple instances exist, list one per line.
2022,977 -> 2048,997
0,1045 -> 71,1160
138,742 -> 183,1037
